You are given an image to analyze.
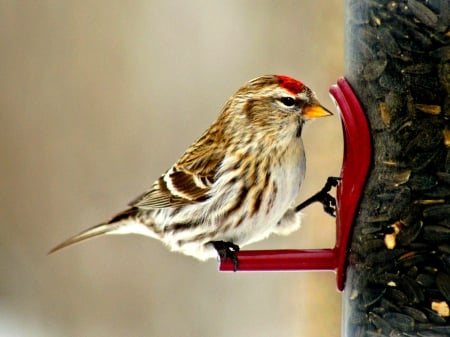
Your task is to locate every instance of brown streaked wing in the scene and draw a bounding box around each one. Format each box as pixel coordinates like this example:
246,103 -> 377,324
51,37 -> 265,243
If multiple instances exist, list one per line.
130,151 -> 223,209
129,172 -> 200,209
175,121 -> 224,177
131,110 -> 226,209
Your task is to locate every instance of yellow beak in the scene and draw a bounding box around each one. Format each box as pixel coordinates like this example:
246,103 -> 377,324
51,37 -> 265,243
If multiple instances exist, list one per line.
302,104 -> 333,119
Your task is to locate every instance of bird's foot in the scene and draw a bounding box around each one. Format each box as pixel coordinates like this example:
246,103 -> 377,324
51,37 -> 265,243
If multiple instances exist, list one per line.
294,176 -> 341,217
210,241 -> 240,271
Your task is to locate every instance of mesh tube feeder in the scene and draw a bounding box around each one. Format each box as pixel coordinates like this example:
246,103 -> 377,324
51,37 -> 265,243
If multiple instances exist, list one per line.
341,0 -> 450,336
221,1 -> 450,335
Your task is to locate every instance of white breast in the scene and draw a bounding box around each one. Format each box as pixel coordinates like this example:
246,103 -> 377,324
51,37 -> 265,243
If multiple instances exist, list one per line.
220,137 -> 305,247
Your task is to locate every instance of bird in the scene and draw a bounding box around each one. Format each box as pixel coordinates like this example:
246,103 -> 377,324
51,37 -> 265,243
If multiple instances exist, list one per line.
49,75 -> 333,270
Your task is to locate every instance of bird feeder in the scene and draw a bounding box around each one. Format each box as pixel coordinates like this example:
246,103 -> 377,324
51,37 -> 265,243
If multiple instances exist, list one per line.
341,0 -> 450,336
221,1 -> 450,336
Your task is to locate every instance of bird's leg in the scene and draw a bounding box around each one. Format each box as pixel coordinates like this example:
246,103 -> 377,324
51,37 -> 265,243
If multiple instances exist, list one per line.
210,240 -> 240,271
294,176 -> 341,217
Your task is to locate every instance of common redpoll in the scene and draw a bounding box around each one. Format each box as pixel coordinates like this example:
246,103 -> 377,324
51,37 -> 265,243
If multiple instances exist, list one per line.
49,75 -> 332,269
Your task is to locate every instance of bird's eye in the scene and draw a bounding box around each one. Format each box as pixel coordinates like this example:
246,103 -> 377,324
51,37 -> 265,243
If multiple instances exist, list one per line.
279,97 -> 296,107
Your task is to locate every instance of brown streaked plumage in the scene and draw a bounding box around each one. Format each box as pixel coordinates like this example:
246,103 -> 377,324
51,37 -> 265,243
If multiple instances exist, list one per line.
49,75 -> 332,266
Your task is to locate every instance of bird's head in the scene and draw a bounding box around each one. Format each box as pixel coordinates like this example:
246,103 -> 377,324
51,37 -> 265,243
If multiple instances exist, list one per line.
223,75 -> 332,139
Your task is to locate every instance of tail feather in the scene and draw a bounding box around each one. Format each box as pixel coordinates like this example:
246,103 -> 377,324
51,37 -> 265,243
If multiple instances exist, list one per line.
48,223 -> 117,254
48,207 -> 140,254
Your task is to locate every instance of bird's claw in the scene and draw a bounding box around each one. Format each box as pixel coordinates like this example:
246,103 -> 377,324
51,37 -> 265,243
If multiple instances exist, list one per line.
210,240 -> 240,271
320,191 -> 338,217
294,176 -> 341,217
324,176 -> 341,189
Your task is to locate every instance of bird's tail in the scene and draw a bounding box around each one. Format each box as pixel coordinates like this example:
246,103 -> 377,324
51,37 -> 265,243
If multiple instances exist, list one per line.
48,207 -> 141,254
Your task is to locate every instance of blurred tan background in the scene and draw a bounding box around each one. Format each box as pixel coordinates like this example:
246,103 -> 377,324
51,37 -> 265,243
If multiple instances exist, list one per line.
1,1 -> 344,336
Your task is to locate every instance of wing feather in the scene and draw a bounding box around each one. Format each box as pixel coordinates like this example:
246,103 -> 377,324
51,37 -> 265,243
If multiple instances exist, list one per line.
130,123 -> 225,209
